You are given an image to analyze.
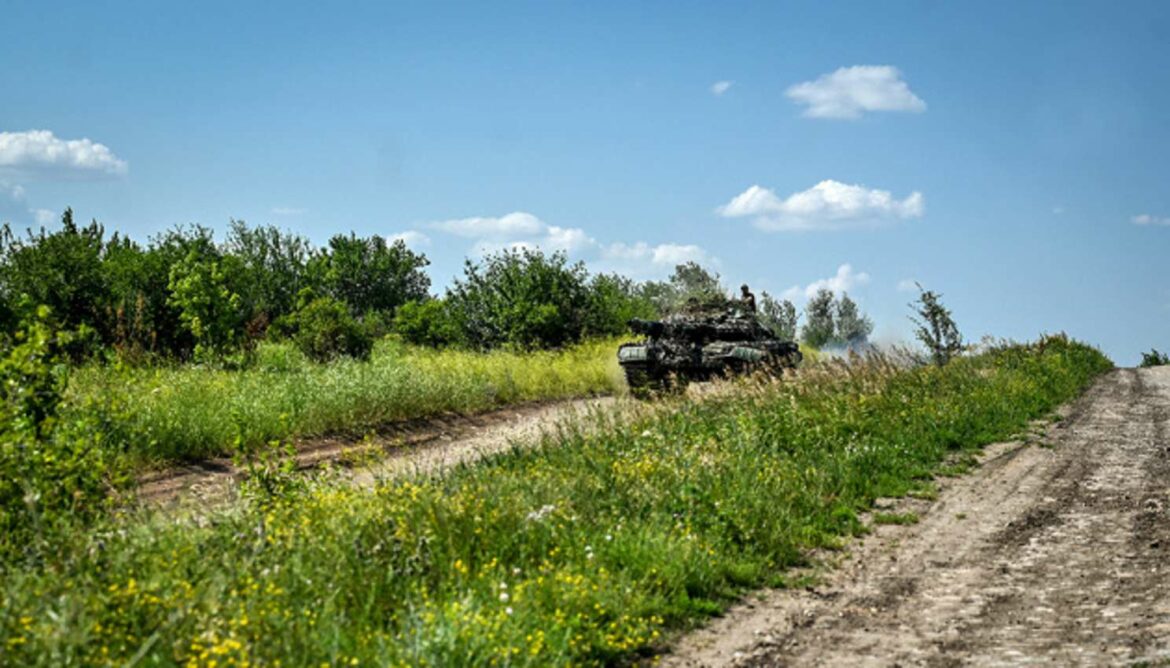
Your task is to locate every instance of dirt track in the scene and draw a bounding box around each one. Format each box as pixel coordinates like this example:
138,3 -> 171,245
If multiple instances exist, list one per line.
137,397 -> 618,506
665,366 -> 1170,667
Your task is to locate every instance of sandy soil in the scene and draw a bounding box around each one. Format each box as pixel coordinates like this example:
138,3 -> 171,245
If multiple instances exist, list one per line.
136,396 -> 619,506
663,366 -> 1170,667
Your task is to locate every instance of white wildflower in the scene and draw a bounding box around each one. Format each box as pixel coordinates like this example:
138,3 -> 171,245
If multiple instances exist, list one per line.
525,504 -> 556,522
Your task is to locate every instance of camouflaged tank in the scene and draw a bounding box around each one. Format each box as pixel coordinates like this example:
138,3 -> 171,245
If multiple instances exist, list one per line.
617,300 -> 801,397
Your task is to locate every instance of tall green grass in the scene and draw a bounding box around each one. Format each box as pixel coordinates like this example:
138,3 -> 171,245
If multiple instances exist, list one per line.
66,338 -> 622,463
0,337 -> 1111,666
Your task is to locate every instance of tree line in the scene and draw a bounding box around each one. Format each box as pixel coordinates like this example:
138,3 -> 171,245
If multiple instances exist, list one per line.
0,209 -> 877,364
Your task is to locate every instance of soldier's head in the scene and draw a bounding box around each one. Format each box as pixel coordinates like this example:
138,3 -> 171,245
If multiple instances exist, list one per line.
740,284 -> 750,296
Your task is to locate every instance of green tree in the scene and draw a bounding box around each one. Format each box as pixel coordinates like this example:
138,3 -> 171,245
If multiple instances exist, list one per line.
284,295 -> 374,362
583,273 -> 657,337
447,249 -> 589,349
0,209 -> 110,345
758,291 -> 799,340
167,251 -> 246,361
309,234 -> 430,316
393,298 -> 461,347
639,262 -> 728,313
1140,349 -> 1169,368
910,283 -> 963,366
801,288 -> 836,348
102,225 -> 220,359
225,220 -> 314,323
835,292 -> 874,345
0,308 -> 116,559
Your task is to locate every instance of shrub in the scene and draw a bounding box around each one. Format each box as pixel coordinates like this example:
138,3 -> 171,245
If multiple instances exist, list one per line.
800,289 -> 874,349
835,293 -> 873,345
1140,348 -> 1169,367
801,288 -> 836,348
285,296 -> 374,362
447,249 -> 590,349
225,220 -> 314,324
0,210 -> 107,332
309,234 -> 430,316
167,250 -> 247,361
393,298 -> 461,347
910,283 -> 963,366
583,273 -> 657,337
639,262 -> 727,313
758,291 -> 799,341
0,309 -> 118,560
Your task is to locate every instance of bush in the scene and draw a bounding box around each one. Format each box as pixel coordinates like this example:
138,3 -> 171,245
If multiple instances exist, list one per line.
393,299 -> 461,347
283,296 -> 374,362
1140,348 -> 1169,368
167,250 -> 247,361
0,308 -> 119,561
800,289 -> 873,349
583,273 -> 657,337
309,234 -> 430,315
910,283 -> 963,366
447,249 -> 590,349
639,262 -> 727,314
758,291 -> 799,341
0,210 -> 109,347
801,288 -> 836,348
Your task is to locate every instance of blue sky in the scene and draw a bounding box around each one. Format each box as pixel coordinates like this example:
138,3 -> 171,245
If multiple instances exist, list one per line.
1,1 -> 1167,364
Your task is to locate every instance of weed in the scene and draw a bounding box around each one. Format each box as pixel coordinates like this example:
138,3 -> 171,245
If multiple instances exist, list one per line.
872,512 -> 920,526
65,337 -> 622,463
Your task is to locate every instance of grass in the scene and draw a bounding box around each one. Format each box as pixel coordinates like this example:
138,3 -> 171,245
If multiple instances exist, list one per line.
872,512 -> 920,526
0,336 -> 1112,666
65,337 -> 623,463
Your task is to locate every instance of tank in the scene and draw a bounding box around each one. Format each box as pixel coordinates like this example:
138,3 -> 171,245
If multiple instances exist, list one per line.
617,299 -> 802,397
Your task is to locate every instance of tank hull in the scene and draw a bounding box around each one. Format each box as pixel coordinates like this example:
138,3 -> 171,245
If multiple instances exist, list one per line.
617,310 -> 801,397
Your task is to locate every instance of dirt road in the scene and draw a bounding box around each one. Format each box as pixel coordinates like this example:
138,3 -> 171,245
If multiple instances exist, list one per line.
137,396 -> 619,506
666,367 -> 1170,667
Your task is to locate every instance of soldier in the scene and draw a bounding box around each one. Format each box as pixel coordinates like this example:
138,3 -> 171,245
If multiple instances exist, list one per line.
740,284 -> 757,313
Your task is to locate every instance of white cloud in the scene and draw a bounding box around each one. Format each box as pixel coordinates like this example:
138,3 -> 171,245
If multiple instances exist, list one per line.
718,179 -> 924,231
427,210 -> 716,277
430,211 -> 546,238
271,207 -> 306,216
427,211 -> 598,254
710,80 -> 733,96
601,242 -> 713,267
785,65 -> 926,120
1132,213 -> 1170,226
389,230 -> 431,247
897,278 -> 919,293
0,130 -> 128,177
34,208 -> 56,225
781,264 -> 871,302
543,226 -> 596,253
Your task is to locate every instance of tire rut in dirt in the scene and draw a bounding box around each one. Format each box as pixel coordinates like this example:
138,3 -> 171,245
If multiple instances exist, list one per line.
718,368 -> 1170,667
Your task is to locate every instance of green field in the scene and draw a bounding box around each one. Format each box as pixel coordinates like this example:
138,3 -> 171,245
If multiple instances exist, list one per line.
65,338 -> 623,464
0,336 -> 1111,666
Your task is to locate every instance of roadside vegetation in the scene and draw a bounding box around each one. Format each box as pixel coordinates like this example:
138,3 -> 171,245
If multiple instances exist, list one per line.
0,334 -> 1111,666
67,338 -> 621,463
1139,348 -> 1169,367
